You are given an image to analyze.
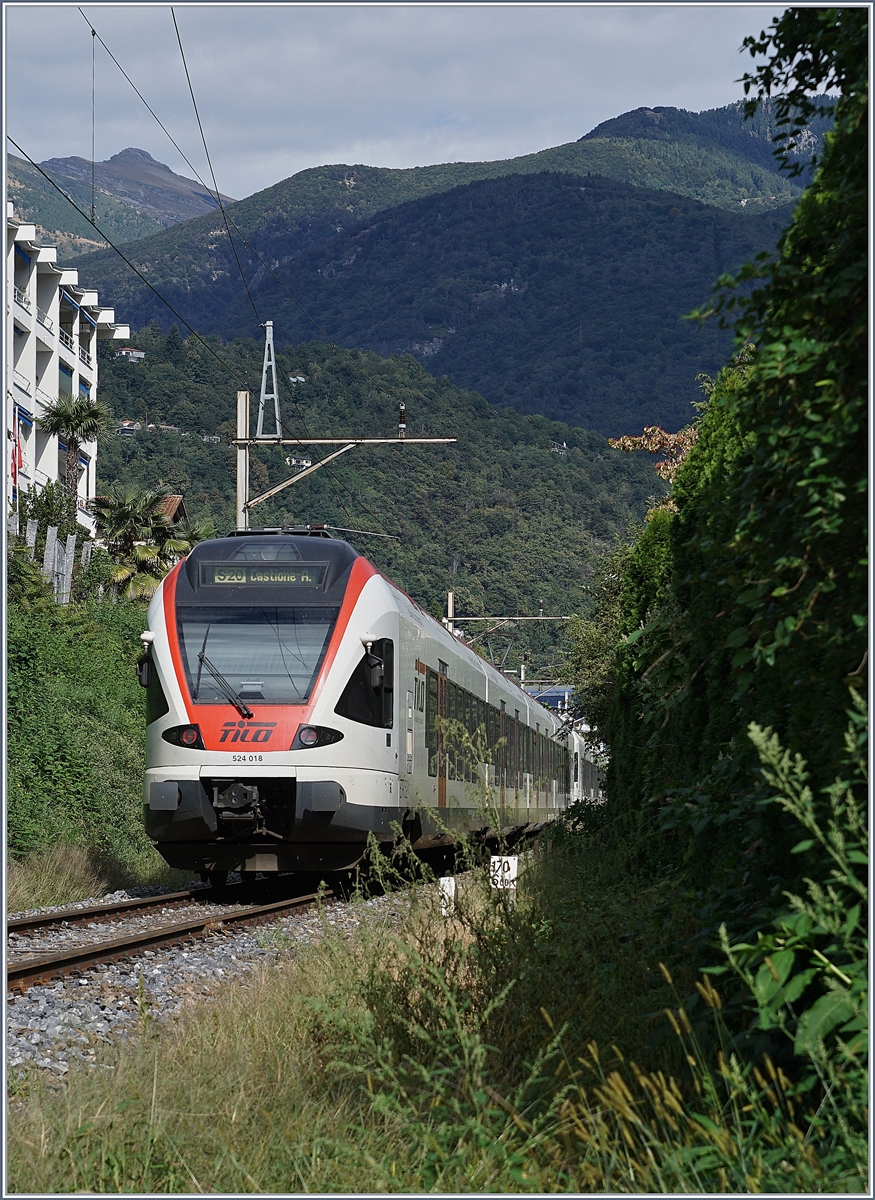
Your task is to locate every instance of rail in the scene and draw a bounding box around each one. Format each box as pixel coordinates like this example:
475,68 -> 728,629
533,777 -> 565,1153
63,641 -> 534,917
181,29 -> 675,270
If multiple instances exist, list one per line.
79,346 -> 92,367
7,890 -> 328,993
36,305 -> 54,333
59,328 -> 75,352
14,285 -> 31,311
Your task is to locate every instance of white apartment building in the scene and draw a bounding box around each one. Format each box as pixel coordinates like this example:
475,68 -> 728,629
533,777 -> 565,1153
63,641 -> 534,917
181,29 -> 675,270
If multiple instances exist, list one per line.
6,201 -> 129,535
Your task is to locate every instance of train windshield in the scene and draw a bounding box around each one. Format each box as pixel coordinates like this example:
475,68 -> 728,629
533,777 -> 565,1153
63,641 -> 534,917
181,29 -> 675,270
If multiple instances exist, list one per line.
177,606 -> 339,706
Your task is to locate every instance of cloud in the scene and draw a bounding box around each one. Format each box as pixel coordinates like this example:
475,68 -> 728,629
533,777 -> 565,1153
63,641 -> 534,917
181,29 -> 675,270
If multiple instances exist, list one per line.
5,4 -> 782,199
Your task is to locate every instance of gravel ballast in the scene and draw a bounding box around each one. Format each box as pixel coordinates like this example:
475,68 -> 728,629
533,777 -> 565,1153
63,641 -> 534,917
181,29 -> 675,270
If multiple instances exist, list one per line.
7,884 -> 400,1078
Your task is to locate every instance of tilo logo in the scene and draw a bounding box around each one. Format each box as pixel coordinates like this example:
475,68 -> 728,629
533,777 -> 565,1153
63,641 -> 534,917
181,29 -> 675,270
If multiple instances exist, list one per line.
219,721 -> 277,744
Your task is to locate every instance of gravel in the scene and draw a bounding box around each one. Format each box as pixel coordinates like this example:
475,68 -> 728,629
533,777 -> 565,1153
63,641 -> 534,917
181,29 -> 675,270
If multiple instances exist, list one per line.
6,890 -> 400,1079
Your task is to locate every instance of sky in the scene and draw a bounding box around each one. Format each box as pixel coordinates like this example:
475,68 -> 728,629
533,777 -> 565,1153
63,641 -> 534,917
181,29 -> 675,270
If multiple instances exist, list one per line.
4,3 -> 788,201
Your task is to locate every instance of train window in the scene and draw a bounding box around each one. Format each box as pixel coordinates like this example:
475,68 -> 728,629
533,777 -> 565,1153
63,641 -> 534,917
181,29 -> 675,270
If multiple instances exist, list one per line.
574,752 -> 579,784
426,671 -> 438,776
227,542 -> 302,561
178,606 -> 339,705
334,638 -> 394,728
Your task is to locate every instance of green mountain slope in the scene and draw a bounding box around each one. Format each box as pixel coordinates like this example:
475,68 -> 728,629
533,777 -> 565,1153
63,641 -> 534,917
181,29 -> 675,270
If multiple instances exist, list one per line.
96,333 -> 661,674
210,173 -> 792,436
69,99 -> 807,335
7,154 -> 164,255
582,96 -> 833,179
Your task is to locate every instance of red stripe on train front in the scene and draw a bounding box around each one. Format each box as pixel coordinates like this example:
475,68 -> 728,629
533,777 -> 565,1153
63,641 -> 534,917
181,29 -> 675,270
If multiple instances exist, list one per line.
162,554 -> 378,751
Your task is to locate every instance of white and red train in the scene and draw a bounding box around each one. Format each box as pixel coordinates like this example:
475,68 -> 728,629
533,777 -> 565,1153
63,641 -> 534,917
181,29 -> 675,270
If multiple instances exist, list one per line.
139,529 -> 595,882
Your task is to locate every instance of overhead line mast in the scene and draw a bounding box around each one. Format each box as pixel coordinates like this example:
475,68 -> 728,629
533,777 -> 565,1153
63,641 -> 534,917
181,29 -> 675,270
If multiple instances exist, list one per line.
234,324 -> 458,529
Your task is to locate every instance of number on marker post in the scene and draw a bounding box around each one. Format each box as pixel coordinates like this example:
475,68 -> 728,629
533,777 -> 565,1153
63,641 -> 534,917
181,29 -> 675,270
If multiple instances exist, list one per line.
489,856 -> 518,890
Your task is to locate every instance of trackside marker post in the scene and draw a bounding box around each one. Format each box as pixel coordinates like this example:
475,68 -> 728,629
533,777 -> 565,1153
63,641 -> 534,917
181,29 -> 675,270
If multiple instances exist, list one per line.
490,856 -> 518,905
439,876 -> 456,917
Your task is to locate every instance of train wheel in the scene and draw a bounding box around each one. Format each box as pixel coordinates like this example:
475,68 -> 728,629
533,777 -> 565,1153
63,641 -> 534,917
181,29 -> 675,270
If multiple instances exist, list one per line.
208,870 -> 228,890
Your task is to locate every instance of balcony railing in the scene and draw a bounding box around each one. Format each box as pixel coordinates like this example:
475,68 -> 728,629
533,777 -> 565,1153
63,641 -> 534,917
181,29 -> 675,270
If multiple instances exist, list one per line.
14,285 -> 31,311
59,328 -> 75,352
36,305 -> 54,333
36,387 -> 56,408
12,369 -> 32,395
79,346 -> 92,367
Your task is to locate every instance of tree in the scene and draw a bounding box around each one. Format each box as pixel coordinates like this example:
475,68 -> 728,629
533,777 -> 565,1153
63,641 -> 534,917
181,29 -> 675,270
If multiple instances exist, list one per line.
91,483 -> 190,600
37,394 -> 113,498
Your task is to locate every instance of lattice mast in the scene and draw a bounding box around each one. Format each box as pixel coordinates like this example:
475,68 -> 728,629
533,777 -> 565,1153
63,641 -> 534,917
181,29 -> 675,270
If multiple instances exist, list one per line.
256,320 -> 283,438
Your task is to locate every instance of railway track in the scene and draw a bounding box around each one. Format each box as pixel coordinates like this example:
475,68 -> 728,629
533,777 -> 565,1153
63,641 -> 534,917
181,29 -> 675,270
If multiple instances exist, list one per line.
7,888 -> 328,994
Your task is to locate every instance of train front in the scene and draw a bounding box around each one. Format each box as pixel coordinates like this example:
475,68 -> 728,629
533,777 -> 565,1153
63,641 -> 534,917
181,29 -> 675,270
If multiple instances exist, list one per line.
140,532 -> 399,880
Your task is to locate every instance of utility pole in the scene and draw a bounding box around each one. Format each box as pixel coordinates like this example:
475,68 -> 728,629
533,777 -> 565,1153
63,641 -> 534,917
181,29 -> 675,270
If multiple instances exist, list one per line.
236,390 -> 249,530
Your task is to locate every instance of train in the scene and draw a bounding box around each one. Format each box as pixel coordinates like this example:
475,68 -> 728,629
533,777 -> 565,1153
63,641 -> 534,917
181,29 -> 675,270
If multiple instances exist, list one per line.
138,527 -> 597,883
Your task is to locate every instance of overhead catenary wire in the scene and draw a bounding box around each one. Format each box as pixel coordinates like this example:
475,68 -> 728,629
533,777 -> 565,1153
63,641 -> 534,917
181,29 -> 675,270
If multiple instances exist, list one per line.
170,6 -> 262,332
7,136 -> 252,391
76,7 -> 362,526
77,6 -> 339,349
9,134 -> 366,533
49,15 -> 395,536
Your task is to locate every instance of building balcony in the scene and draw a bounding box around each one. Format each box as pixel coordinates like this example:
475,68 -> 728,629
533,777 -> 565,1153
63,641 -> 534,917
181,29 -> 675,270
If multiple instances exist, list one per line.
59,328 -> 75,352
36,387 -> 56,409
12,369 -> 32,395
36,305 -> 54,333
14,285 -> 31,311
78,345 -> 92,367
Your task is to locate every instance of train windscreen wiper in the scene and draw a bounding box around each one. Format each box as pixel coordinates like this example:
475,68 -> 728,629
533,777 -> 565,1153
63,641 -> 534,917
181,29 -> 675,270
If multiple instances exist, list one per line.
194,625 -> 254,719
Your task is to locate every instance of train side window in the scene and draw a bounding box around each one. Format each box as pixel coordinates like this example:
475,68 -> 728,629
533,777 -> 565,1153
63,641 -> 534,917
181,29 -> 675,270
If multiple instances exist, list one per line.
426,671 -> 438,776
138,654 -> 170,724
574,752 -> 579,784
335,638 -> 394,728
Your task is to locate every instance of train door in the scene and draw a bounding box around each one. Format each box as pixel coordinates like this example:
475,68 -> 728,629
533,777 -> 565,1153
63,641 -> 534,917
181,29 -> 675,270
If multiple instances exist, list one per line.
437,664 -> 448,808
514,710 -> 520,806
499,701 -> 506,809
406,690 -> 414,774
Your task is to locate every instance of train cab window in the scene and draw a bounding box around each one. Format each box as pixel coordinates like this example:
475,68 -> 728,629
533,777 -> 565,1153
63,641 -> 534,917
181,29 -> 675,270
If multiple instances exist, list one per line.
335,638 -> 394,728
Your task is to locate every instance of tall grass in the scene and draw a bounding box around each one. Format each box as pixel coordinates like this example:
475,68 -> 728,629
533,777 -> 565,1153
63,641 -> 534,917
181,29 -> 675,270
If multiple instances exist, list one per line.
9,800 -> 863,1192
7,843 -> 191,913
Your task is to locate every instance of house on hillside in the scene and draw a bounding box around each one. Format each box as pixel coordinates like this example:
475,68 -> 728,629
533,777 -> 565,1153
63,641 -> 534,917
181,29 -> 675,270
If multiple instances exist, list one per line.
114,346 -> 146,363
116,419 -> 142,436
6,202 -> 130,534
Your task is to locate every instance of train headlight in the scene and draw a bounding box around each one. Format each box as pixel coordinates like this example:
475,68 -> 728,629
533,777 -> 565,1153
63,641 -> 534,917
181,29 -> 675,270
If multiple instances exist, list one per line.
162,724 -> 205,750
292,725 -> 344,750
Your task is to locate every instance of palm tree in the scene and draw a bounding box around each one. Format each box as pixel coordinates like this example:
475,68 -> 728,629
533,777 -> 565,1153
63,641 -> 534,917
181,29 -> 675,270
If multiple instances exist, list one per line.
91,484 -> 191,600
37,394 -> 113,499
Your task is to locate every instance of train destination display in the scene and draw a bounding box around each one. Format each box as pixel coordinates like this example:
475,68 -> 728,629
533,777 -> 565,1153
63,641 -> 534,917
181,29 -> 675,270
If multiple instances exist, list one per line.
200,563 -> 328,587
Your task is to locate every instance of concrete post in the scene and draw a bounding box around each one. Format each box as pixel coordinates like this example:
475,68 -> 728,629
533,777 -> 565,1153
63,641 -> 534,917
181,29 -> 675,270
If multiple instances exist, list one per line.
236,390 -> 250,530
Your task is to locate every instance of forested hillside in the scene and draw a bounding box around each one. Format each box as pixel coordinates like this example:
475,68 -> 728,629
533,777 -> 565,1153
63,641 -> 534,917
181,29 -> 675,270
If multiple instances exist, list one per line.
212,174 -> 792,435
68,97 -> 810,340
96,333 -> 660,671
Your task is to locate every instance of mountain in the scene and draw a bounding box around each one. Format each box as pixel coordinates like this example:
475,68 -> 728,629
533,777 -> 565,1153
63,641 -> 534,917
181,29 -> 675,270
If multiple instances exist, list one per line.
97,172 -> 793,437
68,98 -> 809,329
6,147 -> 236,254
96,334 -> 661,675
581,97 -> 833,181
39,148 -> 236,226
7,153 -> 165,255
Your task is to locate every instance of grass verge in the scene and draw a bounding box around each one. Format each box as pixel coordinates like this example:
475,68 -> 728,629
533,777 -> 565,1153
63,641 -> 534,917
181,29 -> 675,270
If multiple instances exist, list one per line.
7,843 -> 193,913
8,817 -> 862,1193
